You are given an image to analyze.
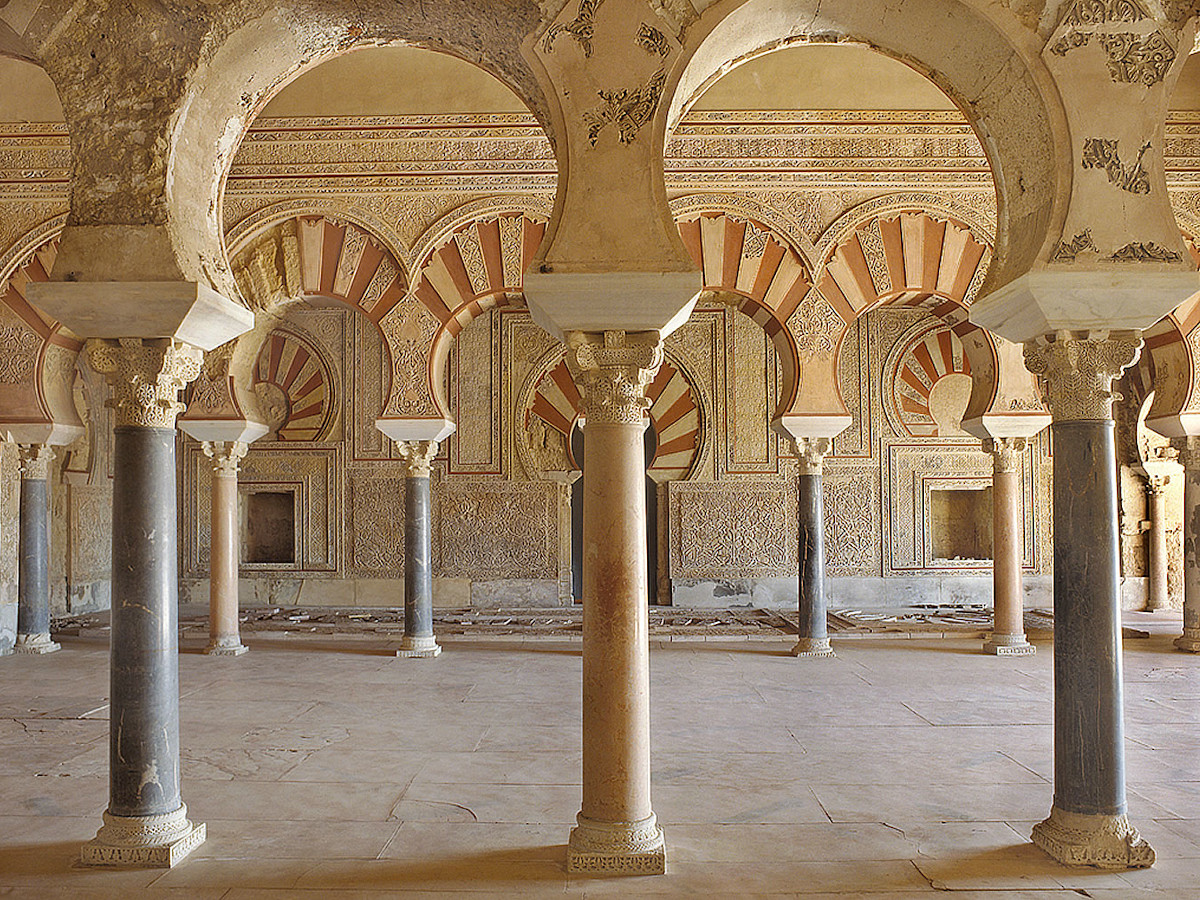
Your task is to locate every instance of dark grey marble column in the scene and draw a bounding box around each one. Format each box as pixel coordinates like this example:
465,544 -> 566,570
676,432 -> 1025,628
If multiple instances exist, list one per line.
1024,333 -> 1153,869
80,338 -> 206,868
791,438 -> 833,658
396,440 -> 441,658
15,444 -> 58,654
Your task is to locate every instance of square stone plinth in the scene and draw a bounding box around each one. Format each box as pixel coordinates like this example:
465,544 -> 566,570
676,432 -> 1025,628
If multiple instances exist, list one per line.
397,645 -> 442,658
81,821 -> 206,868
567,844 -> 666,875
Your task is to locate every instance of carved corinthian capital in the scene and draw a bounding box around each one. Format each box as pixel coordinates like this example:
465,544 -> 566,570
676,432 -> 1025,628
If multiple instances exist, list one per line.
565,330 -> 664,426
792,437 -> 832,476
1022,331 -> 1141,422
17,444 -> 54,480
982,437 -> 1028,475
396,440 -> 439,478
202,440 -> 248,477
86,338 -> 205,429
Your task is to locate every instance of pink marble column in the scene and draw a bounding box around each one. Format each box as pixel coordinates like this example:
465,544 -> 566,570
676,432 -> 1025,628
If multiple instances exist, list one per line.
1176,439 -> 1200,651
201,441 -> 248,656
982,437 -> 1034,655
1145,474 -> 1171,612
565,330 -> 665,875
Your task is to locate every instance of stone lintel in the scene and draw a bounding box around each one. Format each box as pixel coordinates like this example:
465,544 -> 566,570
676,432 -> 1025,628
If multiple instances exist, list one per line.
178,418 -> 269,444
1145,411 -> 1200,440
970,271 -> 1200,345
773,413 -> 852,442
524,271 -> 699,342
0,422 -> 84,447
961,412 -> 1051,442
1031,806 -> 1154,869
375,417 -> 457,444
27,282 -> 252,351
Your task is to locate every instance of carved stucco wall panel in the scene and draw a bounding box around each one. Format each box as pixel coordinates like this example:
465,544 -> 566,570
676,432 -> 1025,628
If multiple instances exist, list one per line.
433,478 -> 559,580
669,481 -> 798,580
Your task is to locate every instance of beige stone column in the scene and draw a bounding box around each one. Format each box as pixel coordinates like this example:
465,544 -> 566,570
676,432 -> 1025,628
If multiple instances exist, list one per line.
565,330 -> 666,875
200,440 -> 248,656
1175,438 -> 1200,651
982,437 -> 1034,656
1145,474 -> 1171,612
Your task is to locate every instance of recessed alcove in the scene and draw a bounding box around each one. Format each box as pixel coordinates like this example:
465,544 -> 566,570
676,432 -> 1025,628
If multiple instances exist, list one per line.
930,486 -> 993,562
242,490 -> 296,565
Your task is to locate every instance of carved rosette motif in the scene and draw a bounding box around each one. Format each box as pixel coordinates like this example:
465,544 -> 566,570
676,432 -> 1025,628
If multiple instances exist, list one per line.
1022,333 -> 1142,422
792,437 -> 832,477
982,437 -> 1028,475
17,443 -> 54,480
566,330 -> 664,426
395,440 -> 439,478
201,440 -> 248,477
86,338 -> 204,429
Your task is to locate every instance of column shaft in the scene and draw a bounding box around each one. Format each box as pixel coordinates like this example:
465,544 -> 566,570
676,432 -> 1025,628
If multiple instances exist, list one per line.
984,439 -> 1034,655
1146,482 -> 1169,611
396,440 -> 440,658
1178,444 -> 1200,651
206,453 -> 247,656
109,427 -> 182,817
80,336 -> 205,868
1024,332 -> 1152,869
16,451 -> 58,653
793,469 -> 832,657
566,329 -> 665,875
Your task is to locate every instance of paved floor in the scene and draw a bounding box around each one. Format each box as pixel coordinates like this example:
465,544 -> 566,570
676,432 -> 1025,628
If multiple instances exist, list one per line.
0,611 -> 1197,898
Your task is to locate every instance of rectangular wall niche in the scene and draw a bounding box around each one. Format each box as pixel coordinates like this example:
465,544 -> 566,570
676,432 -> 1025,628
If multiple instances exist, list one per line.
243,490 -> 297,564
930,486 -> 993,562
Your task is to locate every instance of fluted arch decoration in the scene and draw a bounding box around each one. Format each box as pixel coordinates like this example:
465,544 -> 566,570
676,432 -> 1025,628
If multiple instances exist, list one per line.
519,346 -> 704,483
408,207 -> 549,423
814,207 -> 1047,433
253,325 -> 337,442
204,212 -> 413,426
884,321 -> 974,438
0,225 -> 84,445
673,204 -> 846,429
1142,229 -> 1200,438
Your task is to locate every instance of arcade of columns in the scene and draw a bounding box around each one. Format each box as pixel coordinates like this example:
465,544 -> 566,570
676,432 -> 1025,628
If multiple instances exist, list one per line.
3,0 -> 1200,877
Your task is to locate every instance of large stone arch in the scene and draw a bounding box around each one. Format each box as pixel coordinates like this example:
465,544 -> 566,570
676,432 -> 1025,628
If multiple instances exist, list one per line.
815,203 -> 1048,437
20,1 -> 553,297
670,197 -> 847,437
0,219 -> 83,445
668,0 -> 1068,295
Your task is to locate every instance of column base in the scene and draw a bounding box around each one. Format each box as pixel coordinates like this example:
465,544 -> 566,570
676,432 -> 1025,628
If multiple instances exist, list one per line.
790,637 -> 834,658
396,635 -> 442,658
14,633 -> 61,654
80,804 -> 206,868
567,813 -> 665,875
983,633 -> 1035,656
204,637 -> 248,656
1174,627 -> 1200,652
1031,806 -> 1154,869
